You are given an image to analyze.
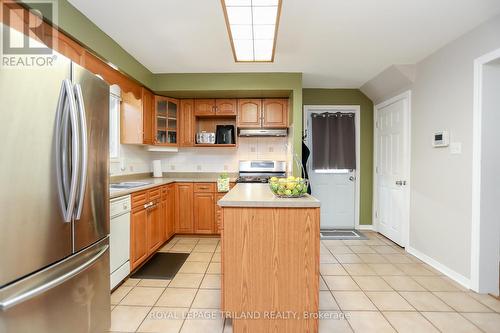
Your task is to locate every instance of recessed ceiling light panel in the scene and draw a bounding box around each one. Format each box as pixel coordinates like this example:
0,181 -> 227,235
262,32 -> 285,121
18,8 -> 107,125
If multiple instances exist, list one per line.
221,0 -> 282,62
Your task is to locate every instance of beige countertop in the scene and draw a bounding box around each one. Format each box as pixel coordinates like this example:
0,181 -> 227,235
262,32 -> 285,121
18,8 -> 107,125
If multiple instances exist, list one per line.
109,175 -> 237,199
218,183 -> 320,208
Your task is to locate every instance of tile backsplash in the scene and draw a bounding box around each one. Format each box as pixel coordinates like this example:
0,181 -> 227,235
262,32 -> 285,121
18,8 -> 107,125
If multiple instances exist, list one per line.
110,131 -> 294,176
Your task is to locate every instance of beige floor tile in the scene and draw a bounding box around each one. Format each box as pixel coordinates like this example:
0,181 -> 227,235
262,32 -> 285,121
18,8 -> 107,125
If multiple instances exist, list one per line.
352,276 -> 393,291
343,263 -> 377,276
368,263 -> 405,276
320,253 -> 338,264
178,261 -> 209,274
383,254 -> 413,264
412,276 -> 462,291
382,276 -> 426,291
365,291 -> 414,311
395,263 -> 436,276
197,238 -> 220,245
137,279 -> 171,288
346,311 -> 396,333
321,239 -> 345,247
372,246 -> 400,254
333,291 -> 377,311
215,245 -> 221,253
319,291 -> 340,310
111,285 -> 133,305
320,263 -> 348,276
383,312 -> 438,333
122,278 -> 141,287
468,292 -> 500,312
168,244 -> 195,253
207,262 -> 221,274
328,245 -> 354,254
324,276 -> 360,291
399,292 -> 452,311
422,312 -> 483,333
176,238 -> 199,245
156,288 -> 197,307
319,276 -> 329,291
434,292 -> 493,312
211,252 -> 221,262
348,245 -> 376,254
357,253 -> 388,264
318,311 -> 353,332
186,252 -> 213,262
193,244 -> 217,253
110,305 -> 151,332
334,254 -> 363,264
180,309 -> 224,333
461,312 -> 500,333
120,287 -> 164,306
342,240 -> 366,245
364,239 -> 386,246
137,307 -> 188,333
191,289 -> 221,309
200,274 -> 221,289
169,273 -> 204,288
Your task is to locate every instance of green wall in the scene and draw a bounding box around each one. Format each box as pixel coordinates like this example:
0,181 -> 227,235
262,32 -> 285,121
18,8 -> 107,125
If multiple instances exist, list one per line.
303,89 -> 374,225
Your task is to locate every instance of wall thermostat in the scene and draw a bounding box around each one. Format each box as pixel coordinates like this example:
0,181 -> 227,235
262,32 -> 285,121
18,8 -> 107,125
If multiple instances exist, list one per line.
433,130 -> 449,147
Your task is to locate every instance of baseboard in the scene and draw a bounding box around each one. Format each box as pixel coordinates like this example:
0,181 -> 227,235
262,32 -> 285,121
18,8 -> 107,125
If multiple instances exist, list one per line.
406,246 -> 471,289
356,224 -> 375,231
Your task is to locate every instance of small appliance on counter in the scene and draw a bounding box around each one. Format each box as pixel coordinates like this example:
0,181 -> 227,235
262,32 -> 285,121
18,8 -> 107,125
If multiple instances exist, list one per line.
196,131 -> 216,144
236,160 -> 287,183
216,125 -> 235,144
152,160 -> 162,177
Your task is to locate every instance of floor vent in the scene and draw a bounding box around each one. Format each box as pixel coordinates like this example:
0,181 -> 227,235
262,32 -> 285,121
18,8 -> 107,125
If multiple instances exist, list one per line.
320,229 -> 367,240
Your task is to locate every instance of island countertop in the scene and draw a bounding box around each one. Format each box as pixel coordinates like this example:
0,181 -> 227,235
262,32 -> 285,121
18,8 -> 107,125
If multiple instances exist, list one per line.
218,183 -> 320,208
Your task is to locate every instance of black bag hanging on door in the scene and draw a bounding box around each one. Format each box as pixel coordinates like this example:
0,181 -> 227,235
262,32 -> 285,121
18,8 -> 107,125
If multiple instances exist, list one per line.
302,141 -> 312,194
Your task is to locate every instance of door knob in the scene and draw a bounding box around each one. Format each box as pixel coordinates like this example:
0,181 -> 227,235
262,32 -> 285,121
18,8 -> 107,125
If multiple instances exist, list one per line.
349,176 -> 356,182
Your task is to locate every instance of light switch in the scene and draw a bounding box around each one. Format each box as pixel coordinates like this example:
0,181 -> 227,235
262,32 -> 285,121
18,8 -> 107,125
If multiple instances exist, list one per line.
450,142 -> 462,154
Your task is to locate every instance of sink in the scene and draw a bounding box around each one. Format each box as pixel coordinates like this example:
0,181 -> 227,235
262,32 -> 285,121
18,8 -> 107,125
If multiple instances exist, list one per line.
110,181 -> 151,190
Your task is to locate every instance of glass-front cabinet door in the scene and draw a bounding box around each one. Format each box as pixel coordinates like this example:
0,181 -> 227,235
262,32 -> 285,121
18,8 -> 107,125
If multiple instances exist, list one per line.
154,96 -> 178,145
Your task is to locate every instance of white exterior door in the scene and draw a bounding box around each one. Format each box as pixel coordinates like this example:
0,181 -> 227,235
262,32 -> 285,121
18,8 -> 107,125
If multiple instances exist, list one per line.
375,92 -> 411,247
305,108 -> 359,229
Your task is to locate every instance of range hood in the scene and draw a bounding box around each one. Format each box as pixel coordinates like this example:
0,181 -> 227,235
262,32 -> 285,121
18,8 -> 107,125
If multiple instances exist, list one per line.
238,129 -> 288,137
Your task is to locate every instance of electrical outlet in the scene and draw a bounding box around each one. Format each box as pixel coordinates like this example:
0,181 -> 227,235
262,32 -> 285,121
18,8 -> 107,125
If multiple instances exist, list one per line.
250,146 -> 256,153
268,146 -> 274,152
170,165 -> 175,170
197,165 -> 202,171
129,165 -> 134,172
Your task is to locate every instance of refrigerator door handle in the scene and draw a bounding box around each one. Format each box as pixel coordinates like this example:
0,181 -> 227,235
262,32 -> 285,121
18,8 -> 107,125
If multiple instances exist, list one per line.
0,243 -> 108,311
55,79 -> 80,223
74,83 -> 88,220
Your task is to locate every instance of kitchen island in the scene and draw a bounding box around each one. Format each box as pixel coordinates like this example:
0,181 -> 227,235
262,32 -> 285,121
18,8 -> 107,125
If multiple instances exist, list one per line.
218,183 -> 320,333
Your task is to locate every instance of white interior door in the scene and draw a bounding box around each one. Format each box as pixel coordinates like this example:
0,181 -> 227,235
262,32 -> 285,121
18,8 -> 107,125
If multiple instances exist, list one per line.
305,109 -> 358,229
375,93 -> 410,247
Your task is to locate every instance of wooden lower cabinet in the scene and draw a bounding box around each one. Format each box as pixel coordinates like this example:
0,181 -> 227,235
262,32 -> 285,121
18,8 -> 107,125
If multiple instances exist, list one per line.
175,183 -> 194,233
164,184 -> 176,239
147,200 -> 162,253
130,207 -> 148,270
194,192 -> 215,234
215,193 -> 225,234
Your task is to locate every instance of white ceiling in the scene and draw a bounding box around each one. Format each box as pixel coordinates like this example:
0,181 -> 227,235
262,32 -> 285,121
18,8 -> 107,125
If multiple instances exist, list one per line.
68,0 -> 500,88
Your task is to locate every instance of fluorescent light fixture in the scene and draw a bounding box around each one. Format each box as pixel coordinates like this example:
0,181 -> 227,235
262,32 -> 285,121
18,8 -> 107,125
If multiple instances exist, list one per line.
221,0 -> 282,62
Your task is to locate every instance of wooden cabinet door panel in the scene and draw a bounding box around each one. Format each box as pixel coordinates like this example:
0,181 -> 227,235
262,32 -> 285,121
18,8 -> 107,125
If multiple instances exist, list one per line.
166,185 -> 176,238
194,99 -> 216,116
179,99 -> 195,147
121,90 -> 143,144
131,208 -> 148,270
216,99 -> 237,116
215,193 -> 225,234
142,88 -> 154,145
237,99 -> 261,128
194,192 -> 215,234
262,99 -> 288,128
147,202 -> 162,253
175,183 -> 194,233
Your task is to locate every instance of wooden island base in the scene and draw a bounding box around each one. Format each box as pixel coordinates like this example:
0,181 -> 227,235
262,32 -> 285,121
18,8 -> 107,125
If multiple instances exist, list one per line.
221,207 -> 320,333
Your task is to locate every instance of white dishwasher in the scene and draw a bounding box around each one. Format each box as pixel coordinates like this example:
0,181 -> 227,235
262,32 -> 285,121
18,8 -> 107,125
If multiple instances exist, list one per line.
110,195 -> 131,289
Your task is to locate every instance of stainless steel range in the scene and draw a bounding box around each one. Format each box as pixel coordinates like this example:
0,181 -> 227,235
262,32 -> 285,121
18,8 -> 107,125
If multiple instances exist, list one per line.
236,160 -> 287,183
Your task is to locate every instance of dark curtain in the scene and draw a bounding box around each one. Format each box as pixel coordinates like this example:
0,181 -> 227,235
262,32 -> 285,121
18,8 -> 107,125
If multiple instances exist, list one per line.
311,112 -> 356,170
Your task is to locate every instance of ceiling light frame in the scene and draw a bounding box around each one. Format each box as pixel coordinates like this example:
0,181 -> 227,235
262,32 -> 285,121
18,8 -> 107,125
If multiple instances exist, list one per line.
220,0 -> 282,63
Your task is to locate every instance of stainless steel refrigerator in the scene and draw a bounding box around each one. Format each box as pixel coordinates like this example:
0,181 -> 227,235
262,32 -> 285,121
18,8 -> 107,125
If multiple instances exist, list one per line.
0,24 -> 110,333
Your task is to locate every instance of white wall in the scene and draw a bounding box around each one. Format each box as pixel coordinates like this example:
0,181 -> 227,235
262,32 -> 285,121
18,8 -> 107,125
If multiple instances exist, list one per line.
110,144 -> 153,176
363,14 -> 500,282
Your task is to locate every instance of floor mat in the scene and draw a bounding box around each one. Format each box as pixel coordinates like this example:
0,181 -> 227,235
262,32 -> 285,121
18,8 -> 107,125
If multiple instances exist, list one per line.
320,229 -> 368,240
131,252 -> 189,280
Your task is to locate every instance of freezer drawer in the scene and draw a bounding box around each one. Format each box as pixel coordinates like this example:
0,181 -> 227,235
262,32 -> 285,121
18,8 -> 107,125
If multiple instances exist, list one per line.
0,238 -> 110,333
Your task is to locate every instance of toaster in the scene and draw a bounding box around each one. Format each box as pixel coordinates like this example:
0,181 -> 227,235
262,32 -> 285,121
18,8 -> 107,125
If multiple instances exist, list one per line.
196,131 -> 215,144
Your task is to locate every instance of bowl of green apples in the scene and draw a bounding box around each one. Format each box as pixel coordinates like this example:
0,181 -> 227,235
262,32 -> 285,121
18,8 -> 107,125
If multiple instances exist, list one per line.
268,176 -> 309,198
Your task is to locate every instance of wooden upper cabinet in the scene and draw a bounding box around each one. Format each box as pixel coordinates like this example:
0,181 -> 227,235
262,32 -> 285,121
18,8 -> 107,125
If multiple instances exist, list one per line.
175,183 -> 194,233
237,99 -> 262,128
121,91 -> 143,144
194,192 -> 215,234
154,96 -> 178,146
179,99 -> 195,147
48,30 -> 85,65
216,99 -> 237,116
194,99 -> 216,116
142,88 -> 154,145
262,99 -> 288,128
